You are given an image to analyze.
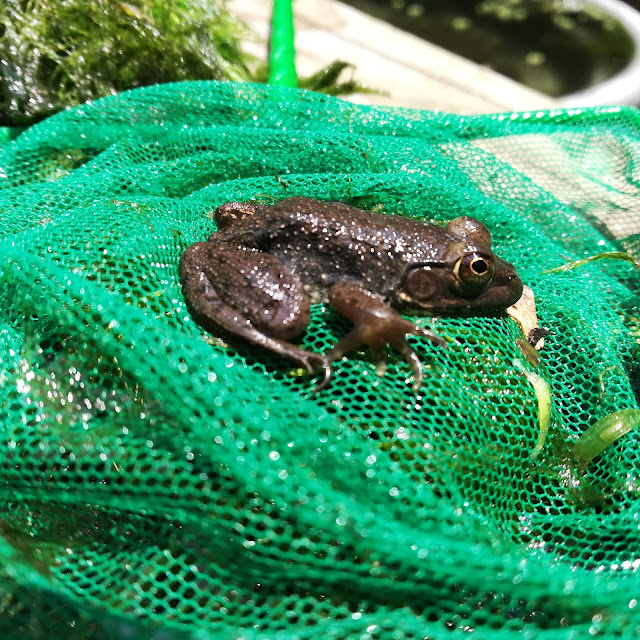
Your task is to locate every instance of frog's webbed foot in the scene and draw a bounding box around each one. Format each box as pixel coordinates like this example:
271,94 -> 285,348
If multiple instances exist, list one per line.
326,281 -> 446,390
291,349 -> 331,389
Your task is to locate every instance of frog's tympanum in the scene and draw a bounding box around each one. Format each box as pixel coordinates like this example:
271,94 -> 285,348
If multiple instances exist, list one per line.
179,197 -> 523,389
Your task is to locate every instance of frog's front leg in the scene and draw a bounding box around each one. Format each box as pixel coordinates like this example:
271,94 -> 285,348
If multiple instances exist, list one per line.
179,242 -> 329,379
324,281 -> 446,390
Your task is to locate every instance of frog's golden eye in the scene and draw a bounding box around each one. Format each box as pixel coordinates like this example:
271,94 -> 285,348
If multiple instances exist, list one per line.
453,252 -> 495,291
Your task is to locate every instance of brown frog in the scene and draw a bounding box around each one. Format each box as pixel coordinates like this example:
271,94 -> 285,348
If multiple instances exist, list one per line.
179,197 -> 523,389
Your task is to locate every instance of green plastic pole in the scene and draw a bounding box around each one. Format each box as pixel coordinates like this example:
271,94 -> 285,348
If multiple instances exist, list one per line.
269,0 -> 298,87
0,127 -> 25,146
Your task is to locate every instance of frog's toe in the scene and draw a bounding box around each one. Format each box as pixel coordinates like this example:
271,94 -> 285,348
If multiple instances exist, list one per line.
311,356 -> 333,392
369,345 -> 387,377
406,349 -> 424,391
389,337 -> 423,390
294,350 -> 331,391
410,323 -> 447,348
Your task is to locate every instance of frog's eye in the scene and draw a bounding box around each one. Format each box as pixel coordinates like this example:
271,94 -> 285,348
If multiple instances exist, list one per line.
453,252 -> 495,292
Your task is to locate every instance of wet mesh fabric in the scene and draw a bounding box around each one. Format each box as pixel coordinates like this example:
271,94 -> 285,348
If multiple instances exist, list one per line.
1,80 -> 640,639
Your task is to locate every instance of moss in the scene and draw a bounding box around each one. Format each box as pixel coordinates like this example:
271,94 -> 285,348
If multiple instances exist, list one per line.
0,0 -> 255,126
0,1 -> 375,127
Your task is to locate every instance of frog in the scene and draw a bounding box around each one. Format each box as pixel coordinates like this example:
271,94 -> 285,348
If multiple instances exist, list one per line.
179,196 -> 524,389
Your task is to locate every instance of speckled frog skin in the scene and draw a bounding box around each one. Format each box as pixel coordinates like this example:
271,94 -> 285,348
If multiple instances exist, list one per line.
179,197 -> 523,388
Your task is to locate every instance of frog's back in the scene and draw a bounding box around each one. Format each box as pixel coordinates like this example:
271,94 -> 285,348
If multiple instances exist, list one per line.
223,196 -> 448,253
213,197 -> 451,300
262,197 -> 441,242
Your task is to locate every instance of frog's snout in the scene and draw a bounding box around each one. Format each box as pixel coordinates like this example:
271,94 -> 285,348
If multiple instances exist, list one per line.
496,260 -> 524,306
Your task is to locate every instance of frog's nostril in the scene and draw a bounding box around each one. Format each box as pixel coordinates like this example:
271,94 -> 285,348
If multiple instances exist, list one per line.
505,268 -> 521,283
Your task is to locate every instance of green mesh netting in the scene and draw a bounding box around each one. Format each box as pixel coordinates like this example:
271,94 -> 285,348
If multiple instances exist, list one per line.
1,80 -> 640,639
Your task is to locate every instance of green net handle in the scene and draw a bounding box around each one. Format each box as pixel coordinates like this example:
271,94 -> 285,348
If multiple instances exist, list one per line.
0,127 -> 25,146
269,0 -> 298,87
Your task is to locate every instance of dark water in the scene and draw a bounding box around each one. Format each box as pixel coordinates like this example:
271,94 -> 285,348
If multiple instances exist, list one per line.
338,0 -> 635,97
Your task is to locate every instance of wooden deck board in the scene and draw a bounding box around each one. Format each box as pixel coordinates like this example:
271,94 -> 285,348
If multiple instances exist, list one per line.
229,0 -> 559,114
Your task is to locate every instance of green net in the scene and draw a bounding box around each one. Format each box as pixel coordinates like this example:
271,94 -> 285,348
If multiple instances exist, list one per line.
1,80 -> 640,639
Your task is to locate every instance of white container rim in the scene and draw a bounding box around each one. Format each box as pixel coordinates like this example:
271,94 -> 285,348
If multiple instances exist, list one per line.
561,0 -> 640,106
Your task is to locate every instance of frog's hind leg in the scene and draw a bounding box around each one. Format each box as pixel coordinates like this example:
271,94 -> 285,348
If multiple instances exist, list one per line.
179,242 -> 329,379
